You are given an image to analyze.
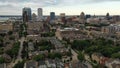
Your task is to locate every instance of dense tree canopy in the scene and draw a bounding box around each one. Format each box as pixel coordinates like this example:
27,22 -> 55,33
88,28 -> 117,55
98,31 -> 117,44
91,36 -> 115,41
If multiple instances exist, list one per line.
33,54 -> 44,61
13,61 -> 24,68
111,53 -> 120,59
71,38 -> 120,58
6,41 -> 20,58
77,52 -> 85,62
71,40 -> 90,50
48,53 -> 62,59
0,57 -> 5,63
41,32 -> 55,37
35,40 -> 54,51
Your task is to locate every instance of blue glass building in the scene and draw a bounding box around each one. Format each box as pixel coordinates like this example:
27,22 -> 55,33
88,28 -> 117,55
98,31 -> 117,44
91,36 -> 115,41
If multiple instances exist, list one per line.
22,7 -> 32,22
50,12 -> 55,21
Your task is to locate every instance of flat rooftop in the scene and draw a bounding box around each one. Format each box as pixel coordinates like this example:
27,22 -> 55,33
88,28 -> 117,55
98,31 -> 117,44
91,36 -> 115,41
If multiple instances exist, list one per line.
59,27 -> 79,31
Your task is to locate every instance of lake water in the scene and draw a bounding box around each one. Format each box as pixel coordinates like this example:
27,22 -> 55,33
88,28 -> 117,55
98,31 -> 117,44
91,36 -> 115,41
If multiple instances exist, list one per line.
0,17 -> 9,22
0,16 -> 22,22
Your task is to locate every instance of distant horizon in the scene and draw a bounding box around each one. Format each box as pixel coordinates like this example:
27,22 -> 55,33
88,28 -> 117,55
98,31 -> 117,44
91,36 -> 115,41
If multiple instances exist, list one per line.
0,14 -> 120,16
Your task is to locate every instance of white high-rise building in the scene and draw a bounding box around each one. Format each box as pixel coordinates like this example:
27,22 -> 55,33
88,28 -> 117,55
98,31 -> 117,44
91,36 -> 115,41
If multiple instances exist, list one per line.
38,8 -> 43,21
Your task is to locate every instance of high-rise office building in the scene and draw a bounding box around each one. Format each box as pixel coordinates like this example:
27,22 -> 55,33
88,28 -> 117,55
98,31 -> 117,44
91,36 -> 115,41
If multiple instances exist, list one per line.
80,12 -> 85,19
80,12 -> 86,23
86,15 -> 91,19
50,12 -> 55,21
38,8 -> 43,21
22,7 -> 32,22
23,11 -> 28,22
106,13 -> 110,20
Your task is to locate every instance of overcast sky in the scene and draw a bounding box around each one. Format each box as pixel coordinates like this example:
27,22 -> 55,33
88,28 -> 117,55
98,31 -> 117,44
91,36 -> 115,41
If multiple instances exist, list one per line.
0,0 -> 120,15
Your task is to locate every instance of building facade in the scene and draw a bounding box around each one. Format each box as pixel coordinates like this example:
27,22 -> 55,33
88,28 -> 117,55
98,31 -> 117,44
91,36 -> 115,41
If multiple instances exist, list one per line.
22,7 -> 32,22
38,8 -> 43,21
80,12 -> 86,24
55,28 -> 88,41
32,13 -> 37,22
50,12 -> 55,22
0,23 -> 13,34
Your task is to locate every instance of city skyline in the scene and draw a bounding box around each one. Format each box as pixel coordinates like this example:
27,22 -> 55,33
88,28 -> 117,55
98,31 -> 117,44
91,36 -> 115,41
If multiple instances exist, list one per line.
0,0 -> 120,15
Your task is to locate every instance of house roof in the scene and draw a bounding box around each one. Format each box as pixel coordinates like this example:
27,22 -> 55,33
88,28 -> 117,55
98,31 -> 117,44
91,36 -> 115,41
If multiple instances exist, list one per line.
26,60 -> 37,68
0,63 -> 6,68
38,60 -> 46,65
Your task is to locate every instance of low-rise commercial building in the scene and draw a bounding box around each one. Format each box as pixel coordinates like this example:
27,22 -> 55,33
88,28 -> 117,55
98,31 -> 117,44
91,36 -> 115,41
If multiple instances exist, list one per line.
27,22 -> 43,35
0,23 -> 13,34
56,27 -> 88,41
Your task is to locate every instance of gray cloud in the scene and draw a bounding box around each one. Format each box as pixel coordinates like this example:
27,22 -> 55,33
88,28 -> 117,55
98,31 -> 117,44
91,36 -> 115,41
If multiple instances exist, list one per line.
0,0 -> 120,7
0,0 -> 28,2
0,0 -> 120,15
84,0 -> 120,3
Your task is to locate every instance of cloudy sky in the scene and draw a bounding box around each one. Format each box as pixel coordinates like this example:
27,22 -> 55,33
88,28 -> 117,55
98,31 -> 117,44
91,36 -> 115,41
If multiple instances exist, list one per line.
0,0 -> 120,15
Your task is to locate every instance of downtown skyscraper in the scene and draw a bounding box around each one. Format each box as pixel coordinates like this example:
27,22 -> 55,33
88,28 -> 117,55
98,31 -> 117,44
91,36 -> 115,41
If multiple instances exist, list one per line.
50,12 -> 55,21
50,12 -> 55,24
22,7 -> 32,22
38,8 -> 43,21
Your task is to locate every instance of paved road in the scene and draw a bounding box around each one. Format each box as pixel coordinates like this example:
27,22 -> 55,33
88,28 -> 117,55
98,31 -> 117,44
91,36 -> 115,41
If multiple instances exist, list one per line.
71,49 -> 79,62
7,23 -> 26,68
13,37 -> 25,66
18,37 -> 25,61
7,37 -> 25,68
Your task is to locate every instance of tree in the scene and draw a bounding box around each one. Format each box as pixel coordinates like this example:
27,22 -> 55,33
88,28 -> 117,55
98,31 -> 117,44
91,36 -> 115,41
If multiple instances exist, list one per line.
100,47 -> 114,57
23,31 -> 27,37
22,41 -> 28,59
77,52 -> 84,62
13,61 -> 24,68
111,53 -> 120,59
63,37 -> 70,44
66,49 -> 72,56
0,57 -> 5,63
36,40 -> 53,51
8,31 -> 13,35
0,48 -> 4,54
19,31 -> 23,38
41,32 -> 55,37
92,63 -> 101,68
48,53 -> 62,59
9,35 -> 15,40
0,36 -> 3,47
72,40 -> 90,50
54,53 -> 62,59
6,41 -> 20,58
84,45 -> 102,55
33,54 -> 44,61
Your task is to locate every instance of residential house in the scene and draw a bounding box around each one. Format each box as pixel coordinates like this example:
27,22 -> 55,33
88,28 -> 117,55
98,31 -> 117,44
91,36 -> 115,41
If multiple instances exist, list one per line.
24,60 -> 38,68
28,42 -> 34,51
46,59 -> 56,68
91,53 -> 103,63
0,63 -> 6,68
105,59 -> 120,68
38,60 -> 47,68
71,61 -> 92,68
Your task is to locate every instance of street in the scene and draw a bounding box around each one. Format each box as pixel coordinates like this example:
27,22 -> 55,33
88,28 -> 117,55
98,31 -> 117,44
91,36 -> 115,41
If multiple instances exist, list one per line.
7,37 -> 25,68
71,49 -> 79,62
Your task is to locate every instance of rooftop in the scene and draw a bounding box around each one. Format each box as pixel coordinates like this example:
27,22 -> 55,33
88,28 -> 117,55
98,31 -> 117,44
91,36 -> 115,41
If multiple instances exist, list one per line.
59,27 -> 79,31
